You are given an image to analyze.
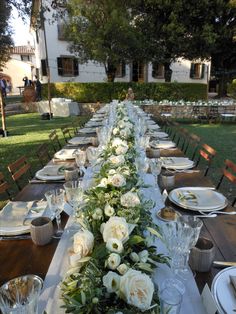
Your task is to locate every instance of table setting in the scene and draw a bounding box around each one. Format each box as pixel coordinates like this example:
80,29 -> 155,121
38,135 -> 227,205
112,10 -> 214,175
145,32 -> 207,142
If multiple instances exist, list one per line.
1,100 -> 236,314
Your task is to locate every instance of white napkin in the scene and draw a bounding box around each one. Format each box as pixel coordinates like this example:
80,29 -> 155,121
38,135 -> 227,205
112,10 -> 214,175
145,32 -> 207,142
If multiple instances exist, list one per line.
54,149 -> 77,160
68,137 -> 93,145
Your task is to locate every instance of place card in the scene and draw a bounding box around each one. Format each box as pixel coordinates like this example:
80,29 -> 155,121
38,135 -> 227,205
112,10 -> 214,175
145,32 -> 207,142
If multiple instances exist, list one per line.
201,284 -> 219,314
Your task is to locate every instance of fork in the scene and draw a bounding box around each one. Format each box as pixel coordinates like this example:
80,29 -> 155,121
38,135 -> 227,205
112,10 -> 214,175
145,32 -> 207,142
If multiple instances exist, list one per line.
199,210 -> 236,216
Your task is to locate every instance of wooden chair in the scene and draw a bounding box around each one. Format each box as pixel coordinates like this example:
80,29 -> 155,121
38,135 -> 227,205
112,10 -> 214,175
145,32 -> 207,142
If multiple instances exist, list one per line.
0,172 -> 11,199
61,126 -> 73,143
195,143 -> 217,176
184,133 -> 201,161
7,156 -> 33,190
36,143 -> 51,167
216,159 -> 236,206
49,130 -> 62,152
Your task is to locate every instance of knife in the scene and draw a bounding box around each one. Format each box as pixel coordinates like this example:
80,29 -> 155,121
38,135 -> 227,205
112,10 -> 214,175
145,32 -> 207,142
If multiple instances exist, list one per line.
0,235 -> 31,241
213,261 -> 236,268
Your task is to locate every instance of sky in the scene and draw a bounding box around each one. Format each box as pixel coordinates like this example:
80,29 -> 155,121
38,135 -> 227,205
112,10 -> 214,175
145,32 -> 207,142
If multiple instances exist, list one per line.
10,7 -> 34,46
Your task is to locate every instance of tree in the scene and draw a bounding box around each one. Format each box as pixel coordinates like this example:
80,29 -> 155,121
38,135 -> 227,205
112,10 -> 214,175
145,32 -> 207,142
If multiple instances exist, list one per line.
0,1 -> 13,70
132,0 -> 222,82
62,0 -> 140,82
210,0 -> 236,97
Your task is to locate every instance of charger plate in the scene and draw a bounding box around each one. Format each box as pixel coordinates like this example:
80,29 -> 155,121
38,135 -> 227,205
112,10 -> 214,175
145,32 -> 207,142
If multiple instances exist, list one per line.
168,187 -> 227,212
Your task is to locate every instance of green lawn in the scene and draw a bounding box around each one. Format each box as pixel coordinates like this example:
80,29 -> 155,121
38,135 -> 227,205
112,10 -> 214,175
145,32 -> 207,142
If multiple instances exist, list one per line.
0,113 -> 89,202
179,122 -> 236,203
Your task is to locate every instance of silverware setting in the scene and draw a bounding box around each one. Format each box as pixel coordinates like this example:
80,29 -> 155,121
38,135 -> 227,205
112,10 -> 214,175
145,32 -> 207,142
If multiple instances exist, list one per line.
194,214 -> 217,218
0,235 -> 31,241
199,210 -> 236,216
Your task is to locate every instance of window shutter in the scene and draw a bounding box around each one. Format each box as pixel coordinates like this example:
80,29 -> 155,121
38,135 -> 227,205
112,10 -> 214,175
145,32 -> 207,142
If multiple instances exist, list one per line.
121,62 -> 126,77
152,63 -> 156,78
190,63 -> 195,78
73,58 -> 79,76
41,59 -> 47,76
57,57 -> 63,76
201,64 -> 205,79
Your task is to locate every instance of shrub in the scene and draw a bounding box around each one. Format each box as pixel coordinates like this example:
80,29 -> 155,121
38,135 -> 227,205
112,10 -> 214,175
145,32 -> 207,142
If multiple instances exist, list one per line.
227,81 -> 236,99
42,82 -> 207,102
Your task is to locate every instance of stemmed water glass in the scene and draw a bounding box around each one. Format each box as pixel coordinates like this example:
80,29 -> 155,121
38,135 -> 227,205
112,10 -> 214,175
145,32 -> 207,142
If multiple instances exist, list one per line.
64,180 -> 84,229
149,158 -> 162,185
161,215 -> 202,280
86,146 -> 99,166
45,188 -> 65,238
74,149 -> 86,175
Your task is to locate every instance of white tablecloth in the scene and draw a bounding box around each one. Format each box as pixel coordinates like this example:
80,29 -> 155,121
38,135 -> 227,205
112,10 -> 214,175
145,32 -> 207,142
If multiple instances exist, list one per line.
38,173 -> 206,314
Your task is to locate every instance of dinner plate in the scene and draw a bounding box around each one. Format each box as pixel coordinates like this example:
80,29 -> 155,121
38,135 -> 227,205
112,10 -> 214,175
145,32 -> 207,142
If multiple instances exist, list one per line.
168,187 -> 228,211
151,132 -> 169,139
150,140 -> 176,149
85,121 -> 103,127
54,148 -> 77,160
211,266 -> 236,314
0,201 -> 49,235
35,165 -> 65,181
78,127 -> 97,134
160,157 -> 194,170
148,125 -> 161,130
68,137 -> 93,145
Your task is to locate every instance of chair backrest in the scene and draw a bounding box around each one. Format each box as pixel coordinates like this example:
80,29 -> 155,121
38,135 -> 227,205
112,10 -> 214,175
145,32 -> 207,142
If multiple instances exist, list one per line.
61,126 -> 72,143
216,159 -> 236,206
36,143 -> 51,167
0,172 -> 11,198
49,130 -> 62,152
184,133 -> 201,160
196,143 -> 217,176
7,156 -> 32,190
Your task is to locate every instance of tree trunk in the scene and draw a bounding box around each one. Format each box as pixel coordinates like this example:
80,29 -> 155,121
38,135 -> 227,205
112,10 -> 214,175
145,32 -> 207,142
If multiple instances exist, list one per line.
164,63 -> 173,82
105,62 -> 117,82
0,92 -> 7,137
218,74 -> 228,98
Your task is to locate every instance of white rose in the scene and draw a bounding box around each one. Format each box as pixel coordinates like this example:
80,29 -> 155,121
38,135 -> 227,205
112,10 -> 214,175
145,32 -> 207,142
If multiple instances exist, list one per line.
119,269 -> 154,311
111,138 -> 128,148
115,145 -> 128,155
108,174 -> 126,187
113,127 -> 119,135
109,155 -> 125,166
103,216 -> 130,243
120,191 -> 140,208
100,223 -> 105,234
108,169 -> 116,176
107,253 -> 121,270
97,177 -> 108,188
103,271 -> 120,293
73,229 -> 94,258
130,252 -> 140,263
106,238 -> 124,253
92,208 -> 103,220
138,250 -> 149,263
117,263 -> 129,275
104,204 -> 115,217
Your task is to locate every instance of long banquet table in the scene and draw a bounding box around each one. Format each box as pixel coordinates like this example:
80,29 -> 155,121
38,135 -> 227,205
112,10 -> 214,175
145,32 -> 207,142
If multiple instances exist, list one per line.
0,105 -> 236,313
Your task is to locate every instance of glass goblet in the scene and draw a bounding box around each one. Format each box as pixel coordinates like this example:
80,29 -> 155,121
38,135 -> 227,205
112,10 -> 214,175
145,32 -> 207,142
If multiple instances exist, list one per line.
149,158 -> 162,185
64,180 -> 84,229
45,188 -> 65,239
74,149 -> 86,175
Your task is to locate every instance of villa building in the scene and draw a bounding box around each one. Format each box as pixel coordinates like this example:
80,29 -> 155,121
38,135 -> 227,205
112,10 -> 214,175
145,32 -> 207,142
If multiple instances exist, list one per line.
30,1 -> 210,86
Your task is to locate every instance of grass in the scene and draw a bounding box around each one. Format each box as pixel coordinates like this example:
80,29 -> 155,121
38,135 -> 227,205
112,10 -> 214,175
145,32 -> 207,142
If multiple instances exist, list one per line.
0,112 -> 89,203
178,122 -> 236,203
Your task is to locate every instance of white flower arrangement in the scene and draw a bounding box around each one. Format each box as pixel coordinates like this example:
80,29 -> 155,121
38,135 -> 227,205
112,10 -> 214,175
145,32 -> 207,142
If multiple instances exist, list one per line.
120,191 -> 140,208
104,203 -> 115,217
108,173 -> 126,187
108,155 -> 125,166
106,238 -> 124,253
103,216 -> 130,243
107,253 -> 121,270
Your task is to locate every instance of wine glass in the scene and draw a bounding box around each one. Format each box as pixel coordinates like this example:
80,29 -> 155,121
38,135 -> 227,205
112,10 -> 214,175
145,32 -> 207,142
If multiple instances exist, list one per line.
45,188 -> 65,238
64,180 -> 84,230
86,146 -> 98,166
74,149 -> 86,175
149,158 -> 162,185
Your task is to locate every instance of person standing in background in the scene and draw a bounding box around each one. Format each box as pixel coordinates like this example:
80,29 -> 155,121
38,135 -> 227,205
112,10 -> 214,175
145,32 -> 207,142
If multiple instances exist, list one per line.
0,78 -> 7,98
23,76 -> 29,87
34,75 -> 42,101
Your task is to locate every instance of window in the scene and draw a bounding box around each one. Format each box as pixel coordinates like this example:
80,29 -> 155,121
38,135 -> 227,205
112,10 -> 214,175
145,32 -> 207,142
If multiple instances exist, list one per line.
132,61 -> 145,82
57,57 -> 79,76
41,59 -> 47,76
152,63 -> 165,78
190,63 -> 205,79
115,61 -> 126,78
57,23 -> 66,41
21,55 -> 31,62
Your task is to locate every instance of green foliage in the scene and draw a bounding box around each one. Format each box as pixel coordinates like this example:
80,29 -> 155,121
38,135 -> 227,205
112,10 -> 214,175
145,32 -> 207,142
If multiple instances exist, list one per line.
227,81 -> 236,99
42,82 -> 207,102
0,0 -> 13,69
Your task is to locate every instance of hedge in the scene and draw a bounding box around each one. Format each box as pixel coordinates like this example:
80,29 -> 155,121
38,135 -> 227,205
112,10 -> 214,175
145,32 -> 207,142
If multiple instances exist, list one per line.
42,82 -> 207,102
